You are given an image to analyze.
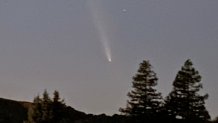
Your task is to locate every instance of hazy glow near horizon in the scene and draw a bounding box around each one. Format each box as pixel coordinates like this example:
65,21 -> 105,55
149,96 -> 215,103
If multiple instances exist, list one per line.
87,0 -> 112,62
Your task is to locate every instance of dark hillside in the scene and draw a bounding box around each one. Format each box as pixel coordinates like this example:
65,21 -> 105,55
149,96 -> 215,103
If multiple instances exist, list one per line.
0,98 -> 129,123
0,97 -> 212,123
0,98 -> 90,123
0,98 -> 28,123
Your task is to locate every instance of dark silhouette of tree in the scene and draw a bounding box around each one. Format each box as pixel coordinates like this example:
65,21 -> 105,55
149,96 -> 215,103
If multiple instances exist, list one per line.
120,60 -> 163,121
41,90 -> 53,123
165,59 -> 210,122
52,90 -> 66,123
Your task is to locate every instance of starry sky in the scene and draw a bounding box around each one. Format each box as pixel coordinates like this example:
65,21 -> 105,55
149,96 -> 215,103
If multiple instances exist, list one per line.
0,0 -> 218,119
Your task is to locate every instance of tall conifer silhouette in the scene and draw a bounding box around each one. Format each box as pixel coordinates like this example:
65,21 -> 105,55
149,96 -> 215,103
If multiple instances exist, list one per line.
120,60 -> 163,120
165,59 -> 210,122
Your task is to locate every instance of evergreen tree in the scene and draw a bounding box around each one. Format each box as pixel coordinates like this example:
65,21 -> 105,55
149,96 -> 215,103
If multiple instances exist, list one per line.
120,60 -> 163,120
165,59 -> 210,122
41,90 -> 53,123
52,90 -> 66,123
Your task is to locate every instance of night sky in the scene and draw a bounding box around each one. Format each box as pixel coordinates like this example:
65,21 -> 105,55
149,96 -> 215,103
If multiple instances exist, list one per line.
0,0 -> 218,119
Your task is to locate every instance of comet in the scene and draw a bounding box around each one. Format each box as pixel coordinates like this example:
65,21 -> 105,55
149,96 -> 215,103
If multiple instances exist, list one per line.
87,0 -> 112,62
108,57 -> 112,62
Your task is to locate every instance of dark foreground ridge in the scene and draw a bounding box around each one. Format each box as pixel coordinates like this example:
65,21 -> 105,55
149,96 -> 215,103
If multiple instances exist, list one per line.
0,98 -> 127,123
0,98 -> 28,123
0,97 -> 216,123
0,98 -> 90,123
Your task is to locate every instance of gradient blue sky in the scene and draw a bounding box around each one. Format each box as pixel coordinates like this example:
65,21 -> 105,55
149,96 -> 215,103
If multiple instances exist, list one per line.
0,0 -> 218,119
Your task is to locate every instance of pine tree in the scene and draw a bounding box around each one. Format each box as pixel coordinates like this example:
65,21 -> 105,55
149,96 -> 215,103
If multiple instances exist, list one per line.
165,59 -> 210,122
41,90 -> 53,123
120,60 -> 163,120
52,90 -> 66,123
